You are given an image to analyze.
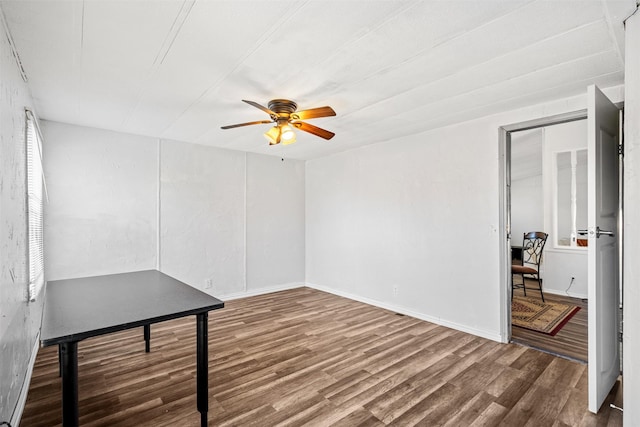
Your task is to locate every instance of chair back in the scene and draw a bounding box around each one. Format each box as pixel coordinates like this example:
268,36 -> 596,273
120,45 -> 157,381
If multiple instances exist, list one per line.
521,231 -> 548,271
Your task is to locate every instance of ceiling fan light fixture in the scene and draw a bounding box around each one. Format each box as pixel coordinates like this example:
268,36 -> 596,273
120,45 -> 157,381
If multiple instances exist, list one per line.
280,124 -> 296,145
222,99 -> 336,145
264,126 -> 281,145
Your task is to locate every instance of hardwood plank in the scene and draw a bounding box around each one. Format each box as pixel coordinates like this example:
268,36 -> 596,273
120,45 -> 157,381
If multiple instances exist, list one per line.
470,402 -> 510,426
386,382 -> 463,426
511,284 -> 588,362
22,287 -> 621,426
442,391 -> 497,427
332,407 -> 384,427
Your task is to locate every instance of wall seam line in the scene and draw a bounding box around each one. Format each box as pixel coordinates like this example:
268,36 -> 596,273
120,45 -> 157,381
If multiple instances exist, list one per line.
244,152 -> 248,293
157,138 -> 161,271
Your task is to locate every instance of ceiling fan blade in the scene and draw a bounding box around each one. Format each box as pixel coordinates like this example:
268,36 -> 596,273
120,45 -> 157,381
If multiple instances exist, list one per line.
292,121 -> 335,140
242,99 -> 277,116
221,120 -> 272,130
291,106 -> 336,121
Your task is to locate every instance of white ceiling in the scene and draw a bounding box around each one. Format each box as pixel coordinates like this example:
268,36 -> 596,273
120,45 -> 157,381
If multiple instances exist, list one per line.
1,0 -> 636,160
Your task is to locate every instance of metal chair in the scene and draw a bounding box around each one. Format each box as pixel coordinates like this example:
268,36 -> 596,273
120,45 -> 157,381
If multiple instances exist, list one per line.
511,231 -> 548,302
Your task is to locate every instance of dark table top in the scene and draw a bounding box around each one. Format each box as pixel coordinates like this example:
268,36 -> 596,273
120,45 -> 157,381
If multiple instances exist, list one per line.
41,270 -> 224,346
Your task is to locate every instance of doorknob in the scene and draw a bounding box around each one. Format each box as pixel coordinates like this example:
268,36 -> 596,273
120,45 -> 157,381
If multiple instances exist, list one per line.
578,227 -> 615,237
595,226 -> 615,238
578,226 -> 615,238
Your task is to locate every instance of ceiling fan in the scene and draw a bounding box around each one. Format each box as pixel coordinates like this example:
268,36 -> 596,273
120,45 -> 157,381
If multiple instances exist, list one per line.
221,99 -> 336,145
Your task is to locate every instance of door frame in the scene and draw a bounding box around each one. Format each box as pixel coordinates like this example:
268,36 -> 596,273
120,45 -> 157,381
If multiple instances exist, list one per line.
498,109 -> 588,342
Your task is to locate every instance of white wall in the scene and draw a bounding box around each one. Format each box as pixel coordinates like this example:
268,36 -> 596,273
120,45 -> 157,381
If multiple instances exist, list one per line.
160,140 -> 246,294
511,128 -> 544,242
42,123 -> 306,297
42,121 -> 158,280
543,250 -> 587,297
511,174 -> 544,243
623,10 -> 640,426
306,88 -> 624,342
246,155 -> 305,291
542,120 -> 588,297
307,119 -> 503,340
0,16 -> 42,424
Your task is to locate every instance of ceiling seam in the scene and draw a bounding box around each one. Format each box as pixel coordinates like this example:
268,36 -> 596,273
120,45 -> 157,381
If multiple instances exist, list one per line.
0,4 -> 29,82
292,0 -> 423,82
154,0 -> 196,66
342,69 -> 620,144
600,0 -> 626,68
119,0 -> 195,129
76,0 -> 86,121
80,1 -> 84,51
158,1 -> 312,139
337,19 -> 613,120
315,0 -> 538,84
361,60 -> 620,131
387,71 -> 623,140
360,19 -> 607,87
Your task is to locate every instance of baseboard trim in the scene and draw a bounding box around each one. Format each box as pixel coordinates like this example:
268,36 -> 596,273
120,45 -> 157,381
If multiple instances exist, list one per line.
219,282 -> 304,301
543,288 -> 588,300
206,281 -> 503,342
11,333 -> 40,427
305,282 -> 503,343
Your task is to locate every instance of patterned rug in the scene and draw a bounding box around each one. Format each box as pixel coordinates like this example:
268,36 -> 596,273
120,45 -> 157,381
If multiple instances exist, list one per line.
512,296 -> 581,336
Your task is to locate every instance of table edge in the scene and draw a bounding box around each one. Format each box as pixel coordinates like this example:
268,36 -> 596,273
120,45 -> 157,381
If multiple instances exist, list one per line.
41,302 -> 224,347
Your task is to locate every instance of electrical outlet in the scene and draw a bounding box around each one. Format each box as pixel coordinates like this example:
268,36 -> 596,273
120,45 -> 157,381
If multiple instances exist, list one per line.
205,278 -> 213,289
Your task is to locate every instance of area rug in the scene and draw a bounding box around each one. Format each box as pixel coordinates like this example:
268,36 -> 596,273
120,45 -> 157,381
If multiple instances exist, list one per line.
512,296 -> 581,336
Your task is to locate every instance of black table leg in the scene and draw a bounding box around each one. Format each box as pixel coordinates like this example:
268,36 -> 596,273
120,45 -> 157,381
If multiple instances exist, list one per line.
58,345 -> 63,377
60,341 -> 79,427
144,324 -> 151,353
196,312 -> 208,427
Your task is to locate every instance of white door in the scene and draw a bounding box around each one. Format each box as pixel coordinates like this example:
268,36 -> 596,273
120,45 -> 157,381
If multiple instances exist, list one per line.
587,85 -> 621,413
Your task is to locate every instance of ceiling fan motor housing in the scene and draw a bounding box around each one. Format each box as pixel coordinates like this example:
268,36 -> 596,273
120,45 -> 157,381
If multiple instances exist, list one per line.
268,99 -> 298,120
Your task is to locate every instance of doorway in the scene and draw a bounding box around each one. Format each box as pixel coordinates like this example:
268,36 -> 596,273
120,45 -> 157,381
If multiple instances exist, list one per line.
499,87 -> 623,414
506,117 -> 589,362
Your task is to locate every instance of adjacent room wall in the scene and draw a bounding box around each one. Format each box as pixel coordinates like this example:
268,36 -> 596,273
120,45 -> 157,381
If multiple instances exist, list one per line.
510,128 -> 544,244
42,123 -> 306,297
511,174 -> 544,240
510,121 -> 588,298
541,120 -> 588,297
305,87 -> 624,342
0,15 -> 41,424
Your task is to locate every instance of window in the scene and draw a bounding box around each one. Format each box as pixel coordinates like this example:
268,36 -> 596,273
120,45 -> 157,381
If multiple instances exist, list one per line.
554,148 -> 587,248
26,110 -> 45,301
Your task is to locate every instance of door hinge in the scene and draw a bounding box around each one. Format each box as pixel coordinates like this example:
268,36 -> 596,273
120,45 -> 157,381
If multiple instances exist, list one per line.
618,144 -> 624,157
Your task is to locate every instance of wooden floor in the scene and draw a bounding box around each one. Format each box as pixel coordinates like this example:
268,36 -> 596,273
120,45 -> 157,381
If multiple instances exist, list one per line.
511,283 -> 588,362
23,287 -> 622,426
